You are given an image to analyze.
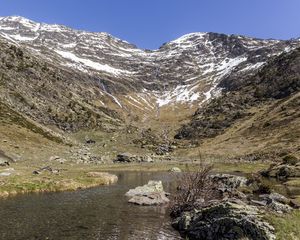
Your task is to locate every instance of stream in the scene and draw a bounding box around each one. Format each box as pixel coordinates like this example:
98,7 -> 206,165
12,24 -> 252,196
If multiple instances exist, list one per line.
0,172 -> 181,240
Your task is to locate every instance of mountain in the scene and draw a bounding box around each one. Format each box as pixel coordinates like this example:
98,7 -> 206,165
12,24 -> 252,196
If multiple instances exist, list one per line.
0,16 -> 299,160
175,48 -> 300,159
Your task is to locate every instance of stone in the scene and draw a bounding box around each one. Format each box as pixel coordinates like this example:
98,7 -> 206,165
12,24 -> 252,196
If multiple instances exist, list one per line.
259,193 -> 292,213
128,192 -> 170,205
126,180 -> 164,197
169,167 -> 182,172
126,180 -> 170,205
32,166 -> 59,175
86,172 -> 118,185
260,161 -> 300,179
289,199 -> 300,209
172,199 -> 276,240
141,155 -> 154,163
210,174 -> 248,192
260,192 -> 289,205
114,153 -> 137,163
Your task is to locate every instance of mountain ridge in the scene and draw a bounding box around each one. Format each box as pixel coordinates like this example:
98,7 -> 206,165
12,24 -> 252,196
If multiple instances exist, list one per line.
0,16 -> 299,160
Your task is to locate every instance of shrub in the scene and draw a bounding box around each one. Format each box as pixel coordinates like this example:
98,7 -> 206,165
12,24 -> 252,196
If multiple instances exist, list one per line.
170,164 -> 218,217
282,155 -> 299,165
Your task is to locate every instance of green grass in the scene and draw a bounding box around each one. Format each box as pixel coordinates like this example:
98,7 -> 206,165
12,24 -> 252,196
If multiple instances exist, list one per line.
0,168 -> 115,197
266,211 -> 300,240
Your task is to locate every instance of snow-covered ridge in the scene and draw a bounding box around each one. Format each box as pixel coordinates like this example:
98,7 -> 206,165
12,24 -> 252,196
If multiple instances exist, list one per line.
1,15 -> 300,111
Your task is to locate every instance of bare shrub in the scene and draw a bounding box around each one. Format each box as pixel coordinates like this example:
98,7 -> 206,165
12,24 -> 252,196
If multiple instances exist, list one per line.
170,164 -> 218,217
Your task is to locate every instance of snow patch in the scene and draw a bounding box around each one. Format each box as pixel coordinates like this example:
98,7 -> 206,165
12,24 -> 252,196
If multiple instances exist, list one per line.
10,34 -> 37,41
241,62 -> 265,72
0,26 -> 15,30
156,84 -> 200,107
55,50 -> 133,76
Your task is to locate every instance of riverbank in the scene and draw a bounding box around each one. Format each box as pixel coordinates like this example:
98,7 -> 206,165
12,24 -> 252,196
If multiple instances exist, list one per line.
0,160 -> 270,198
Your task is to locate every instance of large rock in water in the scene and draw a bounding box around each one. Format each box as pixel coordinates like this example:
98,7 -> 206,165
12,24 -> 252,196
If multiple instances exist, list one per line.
172,199 -> 276,240
125,180 -> 170,205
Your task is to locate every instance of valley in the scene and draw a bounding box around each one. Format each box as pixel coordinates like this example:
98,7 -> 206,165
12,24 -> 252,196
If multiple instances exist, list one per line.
0,16 -> 299,239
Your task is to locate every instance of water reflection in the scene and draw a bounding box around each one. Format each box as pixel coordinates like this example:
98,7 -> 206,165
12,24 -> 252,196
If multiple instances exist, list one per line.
0,172 -> 181,240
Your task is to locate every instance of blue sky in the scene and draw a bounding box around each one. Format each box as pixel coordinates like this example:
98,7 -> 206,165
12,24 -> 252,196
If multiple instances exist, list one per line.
0,0 -> 299,49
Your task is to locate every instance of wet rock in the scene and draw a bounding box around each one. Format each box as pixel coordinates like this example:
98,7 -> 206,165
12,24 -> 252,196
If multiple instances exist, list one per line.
126,180 -> 164,197
128,192 -> 170,206
126,180 -> 170,205
86,172 -> 118,185
172,199 -> 276,240
169,167 -> 182,172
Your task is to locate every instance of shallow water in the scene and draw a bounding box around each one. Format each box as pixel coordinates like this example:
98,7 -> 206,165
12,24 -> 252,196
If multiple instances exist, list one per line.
0,172 -> 182,240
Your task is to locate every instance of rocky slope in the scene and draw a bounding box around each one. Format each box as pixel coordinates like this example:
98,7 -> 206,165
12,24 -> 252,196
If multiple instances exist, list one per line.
175,48 -> 300,158
0,16 -> 299,159
1,16 -> 299,118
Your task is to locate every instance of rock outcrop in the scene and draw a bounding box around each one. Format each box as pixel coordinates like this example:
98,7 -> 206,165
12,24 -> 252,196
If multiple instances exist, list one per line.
171,173 -> 297,239
261,156 -> 300,179
114,153 -> 154,163
172,199 -> 276,240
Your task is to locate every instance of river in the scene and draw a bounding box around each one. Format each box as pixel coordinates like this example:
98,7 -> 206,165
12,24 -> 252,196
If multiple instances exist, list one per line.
0,172 -> 182,240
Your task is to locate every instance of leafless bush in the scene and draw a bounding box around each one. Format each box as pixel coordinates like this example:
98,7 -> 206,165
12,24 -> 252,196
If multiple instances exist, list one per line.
170,164 -> 218,217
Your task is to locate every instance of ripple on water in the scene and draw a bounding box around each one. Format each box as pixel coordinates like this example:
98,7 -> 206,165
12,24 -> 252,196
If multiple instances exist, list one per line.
0,171 -> 182,240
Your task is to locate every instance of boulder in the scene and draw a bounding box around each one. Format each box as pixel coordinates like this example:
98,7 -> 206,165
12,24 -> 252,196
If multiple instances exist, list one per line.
128,192 -> 170,206
172,199 -> 276,240
259,193 -> 292,213
210,174 -> 248,192
126,180 -> 164,197
125,180 -> 169,205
